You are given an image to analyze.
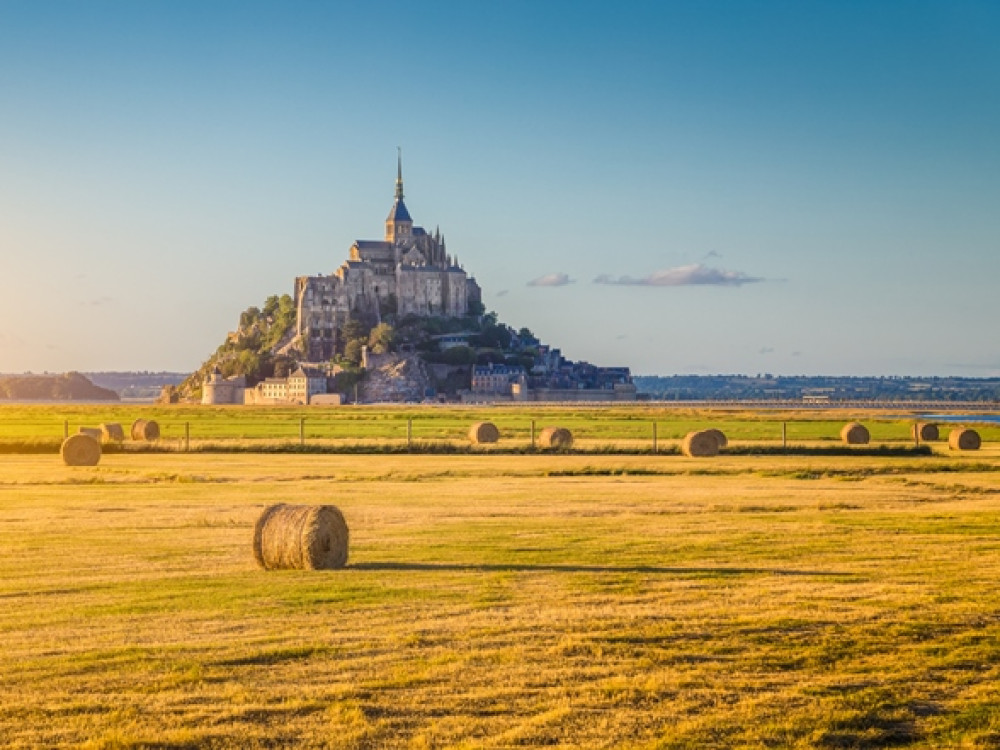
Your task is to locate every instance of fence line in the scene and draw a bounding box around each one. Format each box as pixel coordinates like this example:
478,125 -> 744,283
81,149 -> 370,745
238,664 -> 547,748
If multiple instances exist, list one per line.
2,413 -> 988,454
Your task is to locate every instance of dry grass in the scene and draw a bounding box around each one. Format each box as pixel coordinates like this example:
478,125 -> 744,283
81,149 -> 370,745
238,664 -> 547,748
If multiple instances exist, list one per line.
2,448 -> 1000,747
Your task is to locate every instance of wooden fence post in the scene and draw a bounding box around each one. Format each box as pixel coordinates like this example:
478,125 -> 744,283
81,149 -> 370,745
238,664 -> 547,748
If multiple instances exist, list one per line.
299,417 -> 305,446
185,422 -> 190,452
530,420 -> 536,450
652,422 -> 657,454
407,417 -> 412,449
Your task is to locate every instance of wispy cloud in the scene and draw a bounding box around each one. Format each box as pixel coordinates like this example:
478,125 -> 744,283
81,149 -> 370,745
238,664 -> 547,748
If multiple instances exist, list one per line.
594,263 -> 763,287
495,289 -> 509,297
78,296 -> 114,307
528,272 -> 575,287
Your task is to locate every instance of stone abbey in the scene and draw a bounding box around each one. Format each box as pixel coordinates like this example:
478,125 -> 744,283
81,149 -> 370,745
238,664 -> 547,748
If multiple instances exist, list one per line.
294,155 -> 482,361
198,154 -> 635,406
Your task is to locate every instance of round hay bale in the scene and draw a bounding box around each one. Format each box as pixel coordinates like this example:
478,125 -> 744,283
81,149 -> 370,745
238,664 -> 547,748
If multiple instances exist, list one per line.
949,428 -> 981,451
840,422 -> 870,445
253,504 -> 349,570
131,418 -> 160,441
703,428 -> 728,449
912,422 -> 939,442
61,434 -> 101,466
78,427 -> 103,440
100,422 -> 126,443
468,421 -> 500,444
538,426 -> 573,450
681,430 -> 720,457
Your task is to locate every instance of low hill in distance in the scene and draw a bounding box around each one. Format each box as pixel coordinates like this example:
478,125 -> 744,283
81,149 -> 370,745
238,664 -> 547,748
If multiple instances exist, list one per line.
0,372 -> 120,401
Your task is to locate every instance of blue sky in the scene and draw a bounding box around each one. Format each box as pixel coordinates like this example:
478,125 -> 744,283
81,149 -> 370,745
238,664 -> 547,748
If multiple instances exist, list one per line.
2,1 -> 998,376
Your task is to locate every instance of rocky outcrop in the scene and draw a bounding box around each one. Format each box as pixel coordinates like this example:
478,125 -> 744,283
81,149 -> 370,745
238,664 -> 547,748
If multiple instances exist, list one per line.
360,352 -> 430,403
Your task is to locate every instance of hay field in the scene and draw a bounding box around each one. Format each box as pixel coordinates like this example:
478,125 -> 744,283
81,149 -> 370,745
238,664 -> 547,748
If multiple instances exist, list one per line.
3,446 -> 1000,749
5,403 -> 998,452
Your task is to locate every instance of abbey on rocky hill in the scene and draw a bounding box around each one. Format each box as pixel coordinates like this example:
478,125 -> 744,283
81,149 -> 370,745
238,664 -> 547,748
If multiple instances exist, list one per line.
294,153 -> 482,361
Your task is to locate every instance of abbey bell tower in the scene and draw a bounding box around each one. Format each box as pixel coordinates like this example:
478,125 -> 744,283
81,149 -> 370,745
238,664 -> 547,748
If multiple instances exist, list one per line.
385,148 -> 413,243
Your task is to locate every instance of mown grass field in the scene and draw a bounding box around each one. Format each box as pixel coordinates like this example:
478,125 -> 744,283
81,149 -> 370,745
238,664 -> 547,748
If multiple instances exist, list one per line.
3,403 -> 998,451
2,406 -> 1000,749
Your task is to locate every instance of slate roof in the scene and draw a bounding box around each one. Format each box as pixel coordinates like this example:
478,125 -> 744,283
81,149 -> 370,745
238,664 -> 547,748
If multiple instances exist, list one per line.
386,198 -> 412,223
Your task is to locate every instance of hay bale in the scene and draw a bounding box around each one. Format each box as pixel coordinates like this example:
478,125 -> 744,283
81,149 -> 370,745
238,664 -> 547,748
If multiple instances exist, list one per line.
61,434 -> 101,466
703,428 -> 728,449
538,426 -> 573,450
912,422 -> 939,442
131,418 -> 160,441
840,422 -> 870,445
100,422 -> 126,443
681,430 -> 720,457
253,504 -> 349,570
949,428 -> 981,451
468,421 -> 500,444
78,427 -> 103,440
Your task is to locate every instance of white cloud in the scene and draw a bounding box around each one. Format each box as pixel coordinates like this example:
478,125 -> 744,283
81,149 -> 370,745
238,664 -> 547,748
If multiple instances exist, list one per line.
527,272 -> 575,287
594,263 -> 763,287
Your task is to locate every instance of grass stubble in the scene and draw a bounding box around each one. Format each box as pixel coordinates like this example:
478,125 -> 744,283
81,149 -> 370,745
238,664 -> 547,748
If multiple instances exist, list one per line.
1,448 -> 1000,748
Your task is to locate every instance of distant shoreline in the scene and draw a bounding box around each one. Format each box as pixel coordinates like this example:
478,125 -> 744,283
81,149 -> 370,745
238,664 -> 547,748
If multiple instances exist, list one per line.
0,398 -> 153,405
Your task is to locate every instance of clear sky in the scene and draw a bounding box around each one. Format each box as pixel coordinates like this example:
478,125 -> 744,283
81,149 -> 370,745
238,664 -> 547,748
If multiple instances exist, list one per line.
2,1 -> 998,377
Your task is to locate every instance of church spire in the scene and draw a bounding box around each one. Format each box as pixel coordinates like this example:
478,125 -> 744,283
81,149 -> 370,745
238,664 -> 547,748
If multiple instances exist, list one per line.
395,146 -> 404,200
386,147 -> 412,242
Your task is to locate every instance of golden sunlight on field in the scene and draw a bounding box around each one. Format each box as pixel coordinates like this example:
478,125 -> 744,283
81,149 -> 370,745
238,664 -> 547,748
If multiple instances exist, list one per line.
2,442 -> 1000,748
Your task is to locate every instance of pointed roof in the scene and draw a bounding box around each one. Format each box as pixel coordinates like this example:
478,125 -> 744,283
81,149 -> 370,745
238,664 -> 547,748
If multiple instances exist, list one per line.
387,199 -> 412,223
387,147 -> 412,223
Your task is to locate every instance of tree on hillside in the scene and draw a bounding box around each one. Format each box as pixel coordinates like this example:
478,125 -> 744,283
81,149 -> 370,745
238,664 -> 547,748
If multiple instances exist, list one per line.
344,339 -> 364,366
240,307 -> 261,329
341,315 -> 368,342
518,327 -> 539,346
262,295 -> 280,318
439,345 -> 476,365
369,323 -> 395,354
273,355 -> 297,379
474,319 -> 511,349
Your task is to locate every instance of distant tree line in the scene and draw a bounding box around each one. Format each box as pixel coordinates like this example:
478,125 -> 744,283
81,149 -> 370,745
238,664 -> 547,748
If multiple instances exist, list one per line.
634,375 -> 1000,402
